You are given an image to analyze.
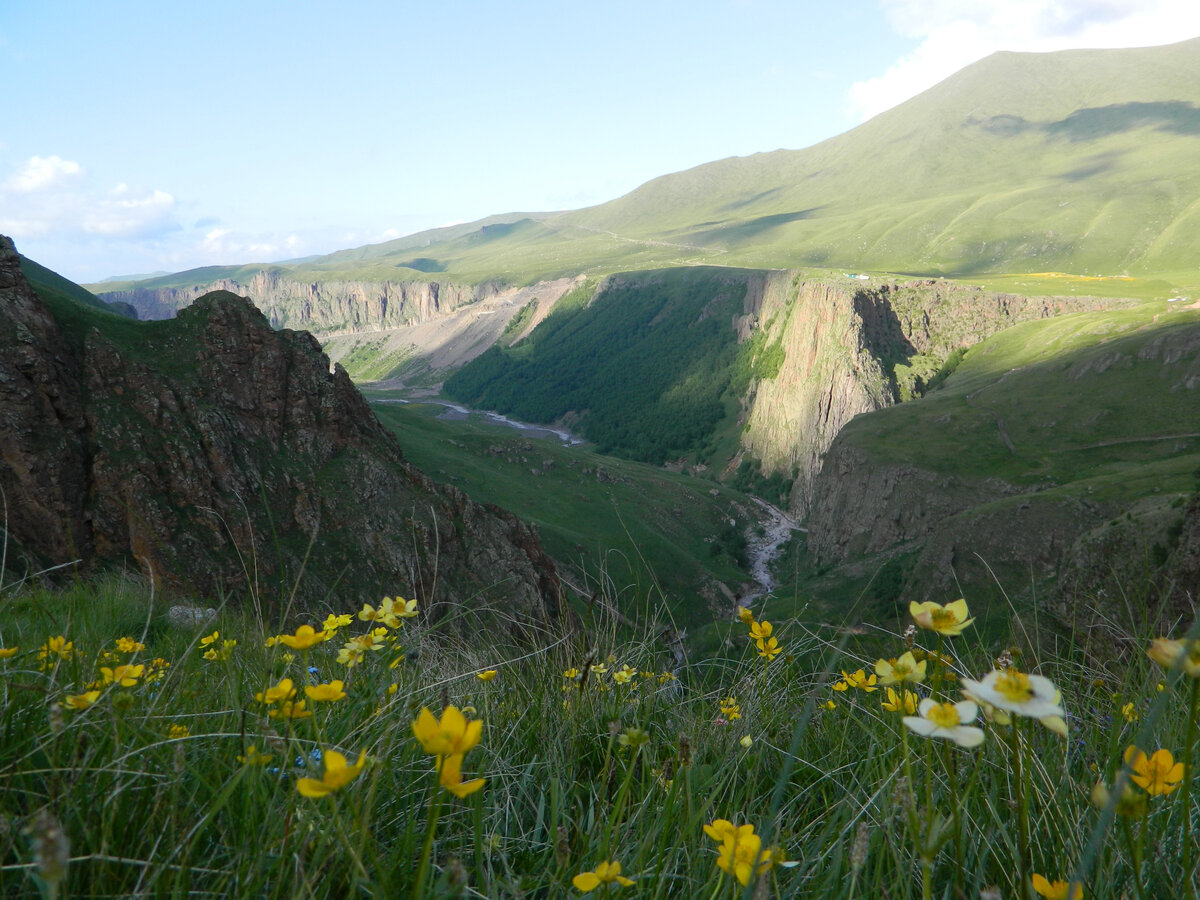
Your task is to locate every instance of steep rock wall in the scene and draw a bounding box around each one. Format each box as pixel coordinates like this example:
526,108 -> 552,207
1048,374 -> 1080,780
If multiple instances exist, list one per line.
1,237 -> 564,632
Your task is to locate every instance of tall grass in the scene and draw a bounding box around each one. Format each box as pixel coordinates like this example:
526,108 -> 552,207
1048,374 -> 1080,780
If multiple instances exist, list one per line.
0,572 -> 1197,898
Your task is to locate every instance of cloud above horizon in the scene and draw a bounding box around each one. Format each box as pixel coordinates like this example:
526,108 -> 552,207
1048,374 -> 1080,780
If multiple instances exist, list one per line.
850,0 -> 1200,121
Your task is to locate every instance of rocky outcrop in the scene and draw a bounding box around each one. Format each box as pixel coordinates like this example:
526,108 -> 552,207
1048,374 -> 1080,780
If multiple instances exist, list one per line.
99,271 -> 510,333
739,276 -> 1130,516
1,237 -> 563,632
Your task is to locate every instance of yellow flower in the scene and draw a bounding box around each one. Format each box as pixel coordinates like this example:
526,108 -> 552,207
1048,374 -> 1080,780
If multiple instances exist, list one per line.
0,646 -> 18,659
115,637 -> 145,653
276,625 -> 329,650
719,697 -> 741,720
881,687 -> 919,715
572,860 -> 635,892
296,750 -> 367,797
736,606 -> 756,625
359,600 -> 400,629
1031,874 -> 1083,900
739,734 -> 754,749
1091,779 -> 1147,818
618,727 -> 650,749
168,724 -> 190,739
255,678 -> 297,704
749,619 -> 773,641
756,636 -> 781,661
237,745 -> 274,766
322,613 -> 353,633
38,635 -> 74,667
1121,701 -> 1138,723
821,699 -> 836,710
337,644 -> 365,667
1125,746 -> 1185,796
613,665 -> 637,684
305,680 -> 348,702
62,690 -> 101,710
204,639 -> 237,661
199,631 -> 219,646
412,706 -> 483,756
269,699 -> 313,719
563,667 -> 580,680
476,669 -> 498,682
388,596 -> 419,619
903,699 -> 985,747
875,651 -> 927,685
711,822 -> 776,886
590,663 -> 608,675
1148,637 -> 1200,678
832,679 -> 849,692
840,669 -> 878,692
100,663 -> 145,687
438,752 -> 486,798
909,599 -> 974,636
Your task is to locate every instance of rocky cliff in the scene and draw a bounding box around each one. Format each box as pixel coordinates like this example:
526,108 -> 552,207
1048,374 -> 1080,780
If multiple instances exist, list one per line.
99,270 -> 539,334
0,236 -> 563,632
739,276 -> 1128,516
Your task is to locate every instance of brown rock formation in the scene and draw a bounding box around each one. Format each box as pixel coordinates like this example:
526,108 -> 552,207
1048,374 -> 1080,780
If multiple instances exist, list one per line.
0,237 -> 563,632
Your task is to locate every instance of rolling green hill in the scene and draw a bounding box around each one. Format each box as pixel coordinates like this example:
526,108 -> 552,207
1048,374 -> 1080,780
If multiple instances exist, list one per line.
94,38 -> 1200,301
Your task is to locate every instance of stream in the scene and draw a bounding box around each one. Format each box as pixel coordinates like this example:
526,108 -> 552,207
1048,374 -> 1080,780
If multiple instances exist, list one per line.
741,498 -> 805,608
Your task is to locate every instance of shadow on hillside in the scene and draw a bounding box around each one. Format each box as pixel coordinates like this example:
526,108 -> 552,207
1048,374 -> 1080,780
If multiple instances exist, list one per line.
690,208 -> 824,246
967,101 -> 1200,142
394,257 -> 446,273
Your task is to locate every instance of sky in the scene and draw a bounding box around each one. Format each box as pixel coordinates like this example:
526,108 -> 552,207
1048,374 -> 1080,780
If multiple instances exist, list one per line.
2,0 -> 1199,283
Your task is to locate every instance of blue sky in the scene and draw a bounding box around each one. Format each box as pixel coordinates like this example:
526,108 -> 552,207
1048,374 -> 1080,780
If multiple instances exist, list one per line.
2,0 -> 1198,282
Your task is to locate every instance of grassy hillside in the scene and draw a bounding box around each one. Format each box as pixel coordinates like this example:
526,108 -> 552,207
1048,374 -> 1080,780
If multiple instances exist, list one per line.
367,396 -> 760,630
93,39 -> 1200,296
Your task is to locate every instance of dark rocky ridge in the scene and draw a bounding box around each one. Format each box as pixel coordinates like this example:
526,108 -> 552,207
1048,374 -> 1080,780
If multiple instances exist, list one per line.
0,236 -> 563,631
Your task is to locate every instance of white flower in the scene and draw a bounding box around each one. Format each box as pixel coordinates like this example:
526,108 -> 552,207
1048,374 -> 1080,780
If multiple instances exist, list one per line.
959,669 -> 1063,719
903,698 -> 985,747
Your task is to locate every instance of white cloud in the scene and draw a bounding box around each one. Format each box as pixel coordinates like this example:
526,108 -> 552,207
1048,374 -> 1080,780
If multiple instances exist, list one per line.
0,156 -> 177,240
851,0 -> 1200,121
5,154 -> 83,192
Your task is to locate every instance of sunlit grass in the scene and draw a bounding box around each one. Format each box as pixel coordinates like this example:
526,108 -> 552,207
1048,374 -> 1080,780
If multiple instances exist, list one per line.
1,574 -> 1197,898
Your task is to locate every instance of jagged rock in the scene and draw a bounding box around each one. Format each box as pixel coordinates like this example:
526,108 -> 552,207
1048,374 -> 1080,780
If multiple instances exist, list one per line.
0,236 -> 564,633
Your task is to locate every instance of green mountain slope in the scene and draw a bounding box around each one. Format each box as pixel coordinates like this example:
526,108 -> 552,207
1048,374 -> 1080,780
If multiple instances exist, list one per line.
94,38 -> 1200,299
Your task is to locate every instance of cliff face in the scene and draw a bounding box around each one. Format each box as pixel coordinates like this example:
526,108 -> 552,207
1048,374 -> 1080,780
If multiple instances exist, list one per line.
740,276 -> 1125,516
0,237 -> 562,632
100,272 -> 512,334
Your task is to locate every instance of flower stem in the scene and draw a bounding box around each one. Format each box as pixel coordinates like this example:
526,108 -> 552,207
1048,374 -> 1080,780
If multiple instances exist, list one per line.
1010,719 -> 1032,900
1120,818 -> 1148,900
1181,676 -> 1200,900
412,779 -> 444,900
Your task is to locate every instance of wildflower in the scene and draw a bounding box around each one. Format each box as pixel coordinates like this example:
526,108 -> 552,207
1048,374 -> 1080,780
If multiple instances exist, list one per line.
337,644 -> 365,667
100,663 -> 145,687
238,745 -> 274,766
476,669 -> 498,682
276,625 -> 329,650
305,680 -> 348,702
832,679 -> 849,692
875,651 -> 927,685
960,669 -> 1064,719
390,595 -> 419,618
708,821 -> 778,886
269,699 -> 313,720
903,698 -> 985,747
199,631 -> 219,647
204,639 -> 237,661
62,690 -> 101,710
1147,637 -> 1200,678
255,678 -> 297,704
412,706 -> 483,757
438,752 -> 486,798
563,667 -> 580,680
115,637 -> 145,653
613,665 -> 636,684
387,682 -> 399,696
0,646 -> 18,659
1120,701 -> 1138,723
1125,746 -> 1184,796
749,619 -> 773,641
756,636 -> 782,661
719,697 -> 741,720
1091,779 -> 1147,818
881,687 -> 919,715
739,735 -> 754,749
1031,874 -> 1083,900
572,860 -> 635,891
296,750 -> 367,798
657,671 -> 677,683
168,724 -> 190,739
909,599 -> 974,636
322,613 -> 353,633
840,669 -> 878,692
37,636 -> 74,668
736,606 -> 756,625
590,663 -> 608,676
821,700 -> 836,710
618,727 -> 650,749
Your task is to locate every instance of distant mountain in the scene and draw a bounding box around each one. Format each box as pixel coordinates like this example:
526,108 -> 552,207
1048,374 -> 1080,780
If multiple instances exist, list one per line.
95,37 -> 1200,311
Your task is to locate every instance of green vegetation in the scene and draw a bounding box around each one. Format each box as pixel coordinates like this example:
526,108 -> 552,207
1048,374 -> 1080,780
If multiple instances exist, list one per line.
444,269 -> 764,466
367,398 -> 753,630
3,570 -> 1198,898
